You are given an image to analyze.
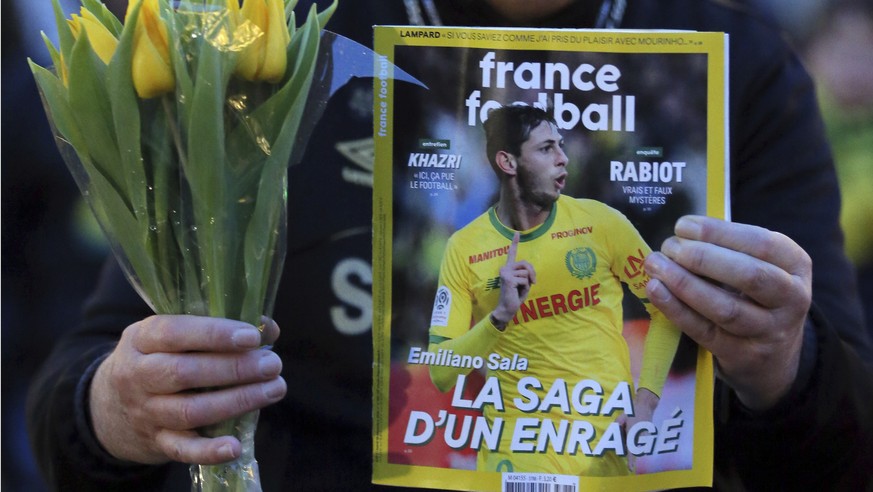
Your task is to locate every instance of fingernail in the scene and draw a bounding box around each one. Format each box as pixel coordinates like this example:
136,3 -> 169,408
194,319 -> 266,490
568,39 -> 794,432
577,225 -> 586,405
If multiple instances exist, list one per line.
645,252 -> 666,276
258,352 -> 282,377
233,328 -> 261,348
263,378 -> 286,400
648,278 -> 672,303
661,237 -> 680,258
218,443 -> 236,460
675,215 -> 702,238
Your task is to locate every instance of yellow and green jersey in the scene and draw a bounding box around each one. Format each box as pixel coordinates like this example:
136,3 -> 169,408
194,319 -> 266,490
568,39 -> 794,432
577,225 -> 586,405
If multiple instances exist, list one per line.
428,195 -> 680,476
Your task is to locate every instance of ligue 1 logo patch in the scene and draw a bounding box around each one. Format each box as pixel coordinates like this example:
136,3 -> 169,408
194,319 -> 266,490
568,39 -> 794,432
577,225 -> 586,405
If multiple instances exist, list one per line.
566,247 -> 597,279
430,286 -> 452,327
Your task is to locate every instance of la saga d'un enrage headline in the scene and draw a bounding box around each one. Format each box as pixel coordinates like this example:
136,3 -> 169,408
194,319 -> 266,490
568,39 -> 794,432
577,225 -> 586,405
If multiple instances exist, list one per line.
402,347 -> 687,458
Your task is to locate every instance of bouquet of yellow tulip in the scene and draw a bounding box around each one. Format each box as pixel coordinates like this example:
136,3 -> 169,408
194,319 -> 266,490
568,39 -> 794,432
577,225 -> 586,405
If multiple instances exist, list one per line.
30,0 -> 337,489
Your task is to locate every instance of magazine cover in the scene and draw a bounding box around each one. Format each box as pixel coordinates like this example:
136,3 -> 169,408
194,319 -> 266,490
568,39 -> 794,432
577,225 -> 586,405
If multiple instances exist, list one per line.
372,26 -> 727,492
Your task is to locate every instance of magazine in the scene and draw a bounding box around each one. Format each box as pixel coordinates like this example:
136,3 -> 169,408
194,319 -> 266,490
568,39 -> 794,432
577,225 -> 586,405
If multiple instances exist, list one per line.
372,26 -> 727,492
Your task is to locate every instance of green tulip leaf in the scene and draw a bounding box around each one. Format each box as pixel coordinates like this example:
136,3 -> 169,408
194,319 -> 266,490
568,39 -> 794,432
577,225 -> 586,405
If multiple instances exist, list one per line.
51,0 -> 76,64
185,39 -> 234,317
68,31 -> 127,209
39,34 -> 64,78
316,0 -> 338,30
107,4 -> 147,224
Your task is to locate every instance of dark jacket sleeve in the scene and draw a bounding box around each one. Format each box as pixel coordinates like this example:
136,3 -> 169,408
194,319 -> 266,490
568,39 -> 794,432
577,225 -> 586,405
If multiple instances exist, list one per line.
25,258 -> 188,491
714,307 -> 873,490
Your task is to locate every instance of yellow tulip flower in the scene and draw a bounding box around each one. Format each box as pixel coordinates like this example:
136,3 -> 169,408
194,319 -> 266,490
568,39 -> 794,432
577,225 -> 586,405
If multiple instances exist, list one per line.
127,0 -> 174,98
233,0 -> 290,83
68,8 -> 118,65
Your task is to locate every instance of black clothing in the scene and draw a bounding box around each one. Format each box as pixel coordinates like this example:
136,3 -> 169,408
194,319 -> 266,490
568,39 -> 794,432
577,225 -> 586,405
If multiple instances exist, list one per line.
27,1 -> 873,490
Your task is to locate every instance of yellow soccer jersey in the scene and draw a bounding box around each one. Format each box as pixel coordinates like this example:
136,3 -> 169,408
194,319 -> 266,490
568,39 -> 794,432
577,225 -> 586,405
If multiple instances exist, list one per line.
427,195 -> 679,476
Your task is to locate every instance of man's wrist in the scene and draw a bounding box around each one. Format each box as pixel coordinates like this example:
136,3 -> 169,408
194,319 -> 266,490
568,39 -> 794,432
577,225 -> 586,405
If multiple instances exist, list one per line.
75,350 -> 152,472
733,312 -> 819,417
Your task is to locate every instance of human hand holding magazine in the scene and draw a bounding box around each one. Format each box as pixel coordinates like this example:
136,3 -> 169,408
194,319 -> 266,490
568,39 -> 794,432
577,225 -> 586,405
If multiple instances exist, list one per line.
372,26 -> 727,492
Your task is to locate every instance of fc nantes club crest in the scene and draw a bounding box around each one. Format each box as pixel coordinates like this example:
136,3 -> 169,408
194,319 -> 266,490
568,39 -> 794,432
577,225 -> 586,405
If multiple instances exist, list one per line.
566,247 -> 597,279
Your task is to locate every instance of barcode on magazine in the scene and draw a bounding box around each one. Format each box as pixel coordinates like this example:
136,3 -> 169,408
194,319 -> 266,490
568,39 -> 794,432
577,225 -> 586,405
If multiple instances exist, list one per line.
502,473 -> 579,492
504,484 -> 576,492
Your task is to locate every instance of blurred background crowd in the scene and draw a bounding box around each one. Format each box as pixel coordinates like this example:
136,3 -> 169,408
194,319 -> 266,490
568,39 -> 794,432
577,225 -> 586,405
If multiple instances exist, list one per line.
2,0 -> 871,490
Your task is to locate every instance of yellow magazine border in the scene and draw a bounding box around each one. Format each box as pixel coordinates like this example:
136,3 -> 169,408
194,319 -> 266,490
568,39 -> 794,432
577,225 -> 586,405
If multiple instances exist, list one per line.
373,26 -> 726,492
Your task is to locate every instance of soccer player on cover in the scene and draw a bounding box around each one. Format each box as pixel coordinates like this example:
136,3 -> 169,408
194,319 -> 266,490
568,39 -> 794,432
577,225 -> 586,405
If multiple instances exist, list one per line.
428,104 -> 681,476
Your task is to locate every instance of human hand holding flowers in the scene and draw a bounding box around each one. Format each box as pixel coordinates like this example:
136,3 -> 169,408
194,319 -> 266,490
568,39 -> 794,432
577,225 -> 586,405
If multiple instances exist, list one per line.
89,316 -> 285,466
31,0 -> 336,489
